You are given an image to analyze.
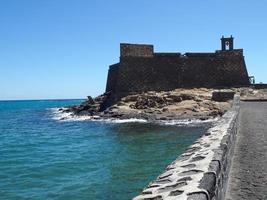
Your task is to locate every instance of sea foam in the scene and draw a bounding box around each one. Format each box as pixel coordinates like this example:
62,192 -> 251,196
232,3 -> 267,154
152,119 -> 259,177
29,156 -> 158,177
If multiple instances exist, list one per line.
50,108 -> 217,125
158,117 -> 218,126
50,108 -> 147,123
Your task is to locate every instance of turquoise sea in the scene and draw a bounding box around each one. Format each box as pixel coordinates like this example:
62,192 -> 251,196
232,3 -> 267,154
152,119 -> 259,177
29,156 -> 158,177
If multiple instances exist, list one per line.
0,100 -> 208,200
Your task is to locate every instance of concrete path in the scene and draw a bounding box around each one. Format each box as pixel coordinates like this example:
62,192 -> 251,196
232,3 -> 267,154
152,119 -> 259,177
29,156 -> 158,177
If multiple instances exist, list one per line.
225,102 -> 267,200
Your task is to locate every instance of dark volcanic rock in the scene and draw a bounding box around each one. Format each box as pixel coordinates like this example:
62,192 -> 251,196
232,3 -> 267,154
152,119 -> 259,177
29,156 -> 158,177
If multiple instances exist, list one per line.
212,91 -> 235,102
130,95 -> 168,109
63,92 -> 113,116
86,96 -> 95,104
168,95 -> 182,102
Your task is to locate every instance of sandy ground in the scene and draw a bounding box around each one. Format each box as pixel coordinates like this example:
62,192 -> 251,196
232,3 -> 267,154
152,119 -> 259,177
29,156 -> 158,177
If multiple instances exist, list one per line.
225,102 -> 267,200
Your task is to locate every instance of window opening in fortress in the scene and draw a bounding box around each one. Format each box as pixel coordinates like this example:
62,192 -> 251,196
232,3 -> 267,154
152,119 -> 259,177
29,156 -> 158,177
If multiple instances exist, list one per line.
225,41 -> 230,50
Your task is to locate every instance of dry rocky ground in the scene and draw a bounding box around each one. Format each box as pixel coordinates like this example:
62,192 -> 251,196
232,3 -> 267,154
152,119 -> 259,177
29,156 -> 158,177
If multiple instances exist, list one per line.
102,88 -> 231,121
58,88 -> 261,121
236,87 -> 267,100
61,87 -> 267,121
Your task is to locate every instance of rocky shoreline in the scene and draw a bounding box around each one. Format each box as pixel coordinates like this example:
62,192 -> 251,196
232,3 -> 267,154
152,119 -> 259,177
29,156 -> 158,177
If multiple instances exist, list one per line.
58,87 -> 267,122
59,88 -> 238,122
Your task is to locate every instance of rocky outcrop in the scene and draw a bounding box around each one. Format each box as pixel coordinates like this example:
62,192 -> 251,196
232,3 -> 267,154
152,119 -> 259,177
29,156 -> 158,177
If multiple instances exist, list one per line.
101,89 -> 232,120
61,87 -> 267,121
61,92 -> 111,116
60,87 -> 266,121
61,88 -> 234,121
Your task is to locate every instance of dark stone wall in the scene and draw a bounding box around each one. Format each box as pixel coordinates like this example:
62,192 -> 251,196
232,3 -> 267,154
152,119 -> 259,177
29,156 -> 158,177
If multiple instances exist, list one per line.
116,55 -> 183,96
105,46 -> 250,102
105,63 -> 119,93
120,43 -> 154,57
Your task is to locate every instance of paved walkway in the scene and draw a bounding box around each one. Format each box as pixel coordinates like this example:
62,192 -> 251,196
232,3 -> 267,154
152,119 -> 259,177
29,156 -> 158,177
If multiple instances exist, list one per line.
225,102 -> 267,200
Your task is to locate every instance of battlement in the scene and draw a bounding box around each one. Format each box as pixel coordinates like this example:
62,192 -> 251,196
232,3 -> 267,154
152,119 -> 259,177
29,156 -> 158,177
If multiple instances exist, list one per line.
184,53 -> 216,57
154,53 -> 181,57
120,37 -> 243,59
120,43 -> 154,57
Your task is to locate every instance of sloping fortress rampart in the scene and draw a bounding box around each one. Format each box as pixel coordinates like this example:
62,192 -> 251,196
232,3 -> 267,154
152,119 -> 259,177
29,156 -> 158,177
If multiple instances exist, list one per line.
105,36 -> 250,103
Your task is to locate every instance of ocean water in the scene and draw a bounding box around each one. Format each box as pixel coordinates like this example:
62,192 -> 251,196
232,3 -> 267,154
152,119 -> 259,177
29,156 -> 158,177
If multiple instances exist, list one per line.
0,100 -> 209,200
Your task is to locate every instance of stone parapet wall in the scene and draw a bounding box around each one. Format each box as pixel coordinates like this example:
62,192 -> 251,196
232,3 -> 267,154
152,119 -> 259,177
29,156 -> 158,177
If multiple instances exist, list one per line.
133,96 -> 240,200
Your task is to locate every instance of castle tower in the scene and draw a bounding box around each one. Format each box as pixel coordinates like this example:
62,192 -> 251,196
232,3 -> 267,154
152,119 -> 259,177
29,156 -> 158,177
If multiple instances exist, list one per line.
221,35 -> 234,51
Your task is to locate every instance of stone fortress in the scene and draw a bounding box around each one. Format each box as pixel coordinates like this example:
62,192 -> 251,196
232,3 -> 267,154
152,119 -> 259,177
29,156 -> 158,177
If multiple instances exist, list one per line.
105,36 -> 250,106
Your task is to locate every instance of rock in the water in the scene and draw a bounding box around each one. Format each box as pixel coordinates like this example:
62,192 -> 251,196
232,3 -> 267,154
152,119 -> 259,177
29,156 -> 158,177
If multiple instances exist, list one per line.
87,96 -> 95,104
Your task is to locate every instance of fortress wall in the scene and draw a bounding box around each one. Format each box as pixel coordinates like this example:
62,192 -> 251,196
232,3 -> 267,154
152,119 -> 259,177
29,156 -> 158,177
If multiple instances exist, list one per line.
115,56 -> 183,97
106,50 -> 249,100
105,42 -> 250,105
180,55 -> 221,88
105,63 -> 119,93
215,50 -> 250,86
181,51 -> 250,88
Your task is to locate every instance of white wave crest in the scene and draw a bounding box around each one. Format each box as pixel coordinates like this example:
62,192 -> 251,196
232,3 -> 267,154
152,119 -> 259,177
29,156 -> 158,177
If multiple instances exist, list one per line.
157,117 -> 218,126
99,118 -> 148,123
49,108 -> 147,123
50,108 -> 92,121
49,108 -> 217,125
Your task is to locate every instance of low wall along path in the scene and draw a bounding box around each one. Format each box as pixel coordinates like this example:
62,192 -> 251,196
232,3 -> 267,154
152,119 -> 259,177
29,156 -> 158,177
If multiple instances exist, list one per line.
133,96 -> 241,200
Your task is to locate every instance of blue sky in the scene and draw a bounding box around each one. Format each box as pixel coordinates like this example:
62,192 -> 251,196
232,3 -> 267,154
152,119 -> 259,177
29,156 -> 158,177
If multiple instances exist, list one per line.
0,0 -> 266,100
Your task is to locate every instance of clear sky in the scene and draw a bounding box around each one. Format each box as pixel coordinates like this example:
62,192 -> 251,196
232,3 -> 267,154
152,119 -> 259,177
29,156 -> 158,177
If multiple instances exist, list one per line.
0,0 -> 266,100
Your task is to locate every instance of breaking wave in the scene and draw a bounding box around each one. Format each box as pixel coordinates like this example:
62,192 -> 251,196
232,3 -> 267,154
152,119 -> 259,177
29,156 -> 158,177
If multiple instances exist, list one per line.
157,118 -> 218,126
49,108 -> 148,123
49,108 -> 217,125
